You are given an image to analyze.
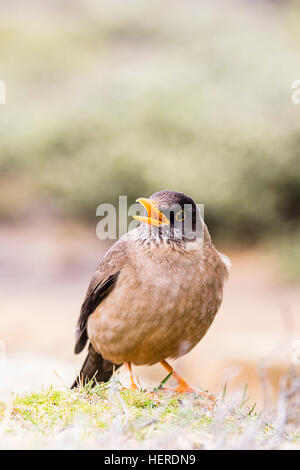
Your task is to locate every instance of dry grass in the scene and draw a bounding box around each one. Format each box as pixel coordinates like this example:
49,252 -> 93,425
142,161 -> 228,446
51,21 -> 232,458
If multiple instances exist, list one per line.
0,368 -> 299,450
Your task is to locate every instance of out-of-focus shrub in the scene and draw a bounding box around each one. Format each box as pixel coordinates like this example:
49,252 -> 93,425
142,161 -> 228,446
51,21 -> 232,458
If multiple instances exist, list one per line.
0,0 -> 299,242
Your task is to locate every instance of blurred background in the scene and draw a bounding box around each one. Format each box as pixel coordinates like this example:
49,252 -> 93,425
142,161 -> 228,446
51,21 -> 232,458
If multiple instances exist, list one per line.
0,0 -> 300,403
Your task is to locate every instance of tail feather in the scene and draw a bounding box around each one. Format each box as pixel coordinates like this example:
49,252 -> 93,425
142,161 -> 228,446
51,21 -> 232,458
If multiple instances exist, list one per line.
71,343 -> 122,389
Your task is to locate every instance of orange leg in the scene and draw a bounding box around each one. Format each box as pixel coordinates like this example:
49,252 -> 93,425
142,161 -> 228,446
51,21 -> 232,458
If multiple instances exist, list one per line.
124,362 -> 138,390
160,360 -> 216,410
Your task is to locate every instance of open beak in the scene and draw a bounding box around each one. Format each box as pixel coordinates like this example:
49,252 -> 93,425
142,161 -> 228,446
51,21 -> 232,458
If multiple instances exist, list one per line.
133,198 -> 170,227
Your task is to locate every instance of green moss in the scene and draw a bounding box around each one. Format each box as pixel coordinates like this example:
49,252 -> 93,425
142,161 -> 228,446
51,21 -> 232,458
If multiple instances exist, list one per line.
0,382 -> 298,449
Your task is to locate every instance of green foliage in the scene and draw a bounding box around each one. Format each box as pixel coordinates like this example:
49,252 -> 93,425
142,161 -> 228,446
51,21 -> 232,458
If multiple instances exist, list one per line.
269,229 -> 300,282
0,383 -> 299,450
0,1 -> 299,242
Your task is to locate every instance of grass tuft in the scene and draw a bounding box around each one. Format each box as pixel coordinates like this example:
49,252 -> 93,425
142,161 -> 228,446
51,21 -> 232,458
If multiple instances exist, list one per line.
0,379 -> 299,449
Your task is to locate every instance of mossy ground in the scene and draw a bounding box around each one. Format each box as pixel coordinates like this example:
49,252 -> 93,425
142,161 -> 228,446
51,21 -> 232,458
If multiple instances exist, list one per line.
0,378 -> 299,450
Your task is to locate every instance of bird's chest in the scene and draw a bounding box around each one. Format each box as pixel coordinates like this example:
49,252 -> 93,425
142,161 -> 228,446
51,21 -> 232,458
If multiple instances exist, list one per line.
128,246 -> 211,317
88,244 -> 223,365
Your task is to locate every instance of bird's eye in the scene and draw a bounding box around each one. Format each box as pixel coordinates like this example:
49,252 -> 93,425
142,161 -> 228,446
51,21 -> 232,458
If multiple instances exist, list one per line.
175,210 -> 185,222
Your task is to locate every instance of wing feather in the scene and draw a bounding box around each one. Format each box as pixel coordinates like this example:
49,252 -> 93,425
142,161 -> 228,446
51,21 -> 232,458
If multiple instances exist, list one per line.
74,238 -> 128,354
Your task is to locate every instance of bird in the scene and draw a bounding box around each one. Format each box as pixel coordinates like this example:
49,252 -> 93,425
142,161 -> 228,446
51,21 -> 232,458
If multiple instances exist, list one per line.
72,190 -> 230,403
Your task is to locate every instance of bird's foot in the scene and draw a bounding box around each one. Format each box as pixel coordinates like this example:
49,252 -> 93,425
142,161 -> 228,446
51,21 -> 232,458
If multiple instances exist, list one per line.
158,361 -> 216,412
195,390 -> 217,412
121,383 -> 139,391
129,382 -> 139,391
123,362 -> 139,391
160,385 -> 216,412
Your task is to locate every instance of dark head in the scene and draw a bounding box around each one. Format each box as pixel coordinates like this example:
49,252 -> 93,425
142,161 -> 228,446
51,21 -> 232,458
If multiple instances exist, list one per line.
133,190 -> 204,242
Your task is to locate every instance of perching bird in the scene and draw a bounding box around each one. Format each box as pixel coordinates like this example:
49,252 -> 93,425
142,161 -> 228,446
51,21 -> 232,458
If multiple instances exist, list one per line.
72,190 -> 230,401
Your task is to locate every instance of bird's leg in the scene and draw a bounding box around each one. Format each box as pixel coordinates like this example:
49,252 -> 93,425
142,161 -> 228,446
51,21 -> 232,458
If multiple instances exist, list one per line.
124,362 -> 138,390
160,360 -> 195,393
160,360 -> 216,409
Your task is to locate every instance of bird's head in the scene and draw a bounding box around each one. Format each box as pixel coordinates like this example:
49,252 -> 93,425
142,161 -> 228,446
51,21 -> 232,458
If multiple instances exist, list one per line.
133,190 -> 204,244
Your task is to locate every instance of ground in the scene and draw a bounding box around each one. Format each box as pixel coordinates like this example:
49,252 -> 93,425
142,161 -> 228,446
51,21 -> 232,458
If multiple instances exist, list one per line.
1,372 -> 300,450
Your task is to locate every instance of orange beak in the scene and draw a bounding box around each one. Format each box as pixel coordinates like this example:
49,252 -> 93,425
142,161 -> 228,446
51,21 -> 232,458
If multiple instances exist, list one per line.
133,198 -> 170,227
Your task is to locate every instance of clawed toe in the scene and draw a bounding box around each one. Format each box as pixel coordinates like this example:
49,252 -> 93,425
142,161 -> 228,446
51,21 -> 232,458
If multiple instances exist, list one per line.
158,360 -> 216,412
159,385 -> 216,412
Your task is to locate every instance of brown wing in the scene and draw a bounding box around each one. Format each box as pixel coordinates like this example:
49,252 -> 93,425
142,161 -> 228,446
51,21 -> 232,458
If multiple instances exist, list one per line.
74,238 -> 128,354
